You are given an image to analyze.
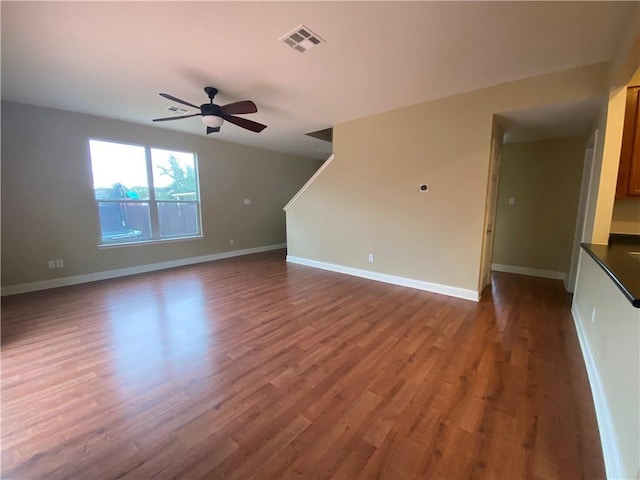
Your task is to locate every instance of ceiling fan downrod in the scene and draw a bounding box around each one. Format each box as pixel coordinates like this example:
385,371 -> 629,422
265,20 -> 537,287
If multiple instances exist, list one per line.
204,86 -> 218,102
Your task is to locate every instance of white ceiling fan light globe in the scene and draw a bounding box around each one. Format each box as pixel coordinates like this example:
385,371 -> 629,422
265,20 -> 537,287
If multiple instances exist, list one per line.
202,115 -> 224,128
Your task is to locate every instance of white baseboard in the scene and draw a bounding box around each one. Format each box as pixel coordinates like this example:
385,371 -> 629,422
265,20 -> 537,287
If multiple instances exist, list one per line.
1,243 -> 287,297
491,263 -> 568,288
286,255 -> 479,302
571,305 -> 626,480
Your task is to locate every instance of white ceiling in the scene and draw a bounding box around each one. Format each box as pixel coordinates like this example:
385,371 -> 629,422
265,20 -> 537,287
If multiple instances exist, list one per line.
1,1 -> 632,160
498,96 -> 607,144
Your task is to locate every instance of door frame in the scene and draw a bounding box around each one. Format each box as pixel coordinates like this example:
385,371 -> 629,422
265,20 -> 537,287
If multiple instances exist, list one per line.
567,129 -> 599,292
479,138 -> 503,294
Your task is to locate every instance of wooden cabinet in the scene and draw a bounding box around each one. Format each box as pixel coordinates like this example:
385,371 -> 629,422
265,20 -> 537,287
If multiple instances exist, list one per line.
616,86 -> 640,198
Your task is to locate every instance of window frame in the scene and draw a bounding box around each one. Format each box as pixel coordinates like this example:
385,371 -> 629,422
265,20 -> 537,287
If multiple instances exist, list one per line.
89,138 -> 203,247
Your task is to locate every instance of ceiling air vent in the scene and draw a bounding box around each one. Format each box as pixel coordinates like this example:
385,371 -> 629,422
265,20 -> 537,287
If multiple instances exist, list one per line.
165,106 -> 189,114
281,25 -> 324,53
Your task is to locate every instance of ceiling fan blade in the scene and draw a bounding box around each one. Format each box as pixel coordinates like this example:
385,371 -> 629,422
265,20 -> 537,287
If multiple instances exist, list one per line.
159,93 -> 200,110
222,114 -> 267,133
206,126 -> 220,134
152,113 -> 201,122
221,100 -> 258,115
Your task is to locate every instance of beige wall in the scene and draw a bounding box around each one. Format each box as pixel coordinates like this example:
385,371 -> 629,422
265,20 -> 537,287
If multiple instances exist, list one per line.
286,63 -> 608,293
1,101 -> 322,288
584,4 -> 640,245
611,198 -> 640,234
573,251 -> 640,479
582,103 -> 610,245
608,2 -> 640,90
586,86 -> 628,244
572,14 -> 640,478
492,137 -> 585,274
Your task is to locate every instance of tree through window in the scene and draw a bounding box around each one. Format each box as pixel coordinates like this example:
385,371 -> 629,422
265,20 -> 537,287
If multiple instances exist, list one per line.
89,140 -> 201,245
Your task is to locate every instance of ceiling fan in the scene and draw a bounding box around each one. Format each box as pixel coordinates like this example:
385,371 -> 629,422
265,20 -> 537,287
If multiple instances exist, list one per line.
153,87 -> 267,134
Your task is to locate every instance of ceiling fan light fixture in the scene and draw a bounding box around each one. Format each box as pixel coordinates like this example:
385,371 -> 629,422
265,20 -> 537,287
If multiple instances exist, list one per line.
202,115 -> 224,128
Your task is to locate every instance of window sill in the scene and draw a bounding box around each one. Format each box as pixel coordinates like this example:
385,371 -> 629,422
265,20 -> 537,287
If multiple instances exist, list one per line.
97,235 -> 204,249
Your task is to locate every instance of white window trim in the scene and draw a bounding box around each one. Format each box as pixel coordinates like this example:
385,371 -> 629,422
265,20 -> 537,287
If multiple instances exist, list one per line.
97,234 -> 205,249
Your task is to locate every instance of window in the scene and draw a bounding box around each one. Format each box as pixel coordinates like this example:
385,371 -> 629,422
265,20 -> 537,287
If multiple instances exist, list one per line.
89,139 -> 201,245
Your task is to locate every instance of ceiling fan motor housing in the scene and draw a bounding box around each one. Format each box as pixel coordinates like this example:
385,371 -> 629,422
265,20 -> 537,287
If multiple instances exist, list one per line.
201,103 -> 223,117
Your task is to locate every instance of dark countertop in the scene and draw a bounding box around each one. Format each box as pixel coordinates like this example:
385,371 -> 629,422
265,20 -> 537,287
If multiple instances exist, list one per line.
581,234 -> 640,308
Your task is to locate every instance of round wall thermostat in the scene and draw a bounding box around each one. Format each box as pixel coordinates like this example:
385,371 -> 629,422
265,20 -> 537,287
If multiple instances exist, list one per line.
419,184 -> 429,192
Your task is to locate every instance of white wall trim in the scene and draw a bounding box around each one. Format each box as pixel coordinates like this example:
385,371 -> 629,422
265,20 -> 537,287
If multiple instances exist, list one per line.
1,243 -> 287,297
287,255 -> 479,302
491,263 -> 568,286
571,305 -> 626,480
283,153 -> 334,211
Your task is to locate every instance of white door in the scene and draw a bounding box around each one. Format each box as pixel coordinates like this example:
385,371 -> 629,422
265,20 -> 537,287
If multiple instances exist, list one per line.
479,140 -> 502,292
567,130 -> 598,292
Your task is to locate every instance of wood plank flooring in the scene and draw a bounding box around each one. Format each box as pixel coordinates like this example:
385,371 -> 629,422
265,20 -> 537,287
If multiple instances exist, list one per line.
1,250 -> 604,479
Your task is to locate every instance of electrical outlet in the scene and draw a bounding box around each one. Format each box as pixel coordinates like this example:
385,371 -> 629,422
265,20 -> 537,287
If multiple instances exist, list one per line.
368,254 -> 374,263
591,307 -> 596,323
55,259 -> 64,268
48,260 -> 56,269
243,198 -> 251,205
229,238 -> 234,246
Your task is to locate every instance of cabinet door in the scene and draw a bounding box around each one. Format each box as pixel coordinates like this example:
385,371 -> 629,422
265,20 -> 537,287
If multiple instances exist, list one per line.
616,87 -> 640,198
628,94 -> 640,195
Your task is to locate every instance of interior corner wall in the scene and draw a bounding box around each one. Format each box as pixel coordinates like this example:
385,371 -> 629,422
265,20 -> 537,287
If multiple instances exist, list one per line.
492,137 -> 585,275
0,101 -> 322,288
286,63 -> 609,294
585,87 -> 628,244
571,22 -> 640,478
581,14 -> 640,245
288,97 -> 493,292
583,64 -> 640,245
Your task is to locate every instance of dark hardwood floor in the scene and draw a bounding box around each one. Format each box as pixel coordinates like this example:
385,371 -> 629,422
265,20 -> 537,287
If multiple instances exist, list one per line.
1,250 -> 604,479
